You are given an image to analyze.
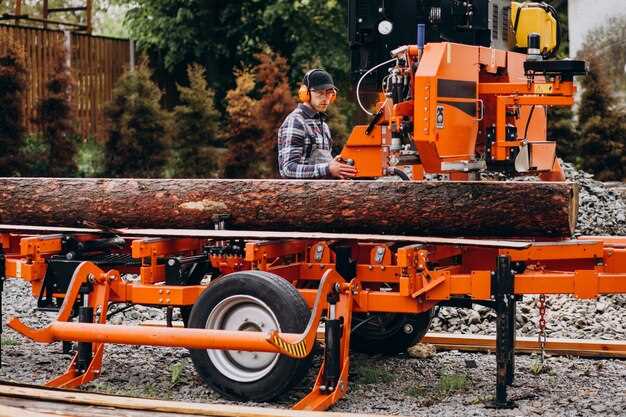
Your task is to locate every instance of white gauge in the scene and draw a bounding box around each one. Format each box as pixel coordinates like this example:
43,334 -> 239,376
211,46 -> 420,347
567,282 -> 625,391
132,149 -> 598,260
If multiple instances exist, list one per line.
378,20 -> 393,35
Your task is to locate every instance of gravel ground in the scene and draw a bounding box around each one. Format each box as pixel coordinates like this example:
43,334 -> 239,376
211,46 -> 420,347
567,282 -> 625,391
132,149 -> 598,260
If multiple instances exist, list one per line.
1,164 -> 625,416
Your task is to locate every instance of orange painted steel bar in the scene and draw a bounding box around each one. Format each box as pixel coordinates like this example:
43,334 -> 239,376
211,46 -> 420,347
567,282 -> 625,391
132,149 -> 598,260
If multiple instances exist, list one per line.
422,332 -> 626,359
7,320 -> 301,352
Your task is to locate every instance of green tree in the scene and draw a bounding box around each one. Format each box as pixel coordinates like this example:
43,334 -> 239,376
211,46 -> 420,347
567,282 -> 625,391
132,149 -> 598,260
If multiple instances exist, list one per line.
576,56 -> 626,180
579,15 -> 626,96
118,0 -> 349,98
548,106 -> 579,164
0,38 -> 27,176
33,43 -> 77,177
170,64 -> 221,178
104,59 -> 170,177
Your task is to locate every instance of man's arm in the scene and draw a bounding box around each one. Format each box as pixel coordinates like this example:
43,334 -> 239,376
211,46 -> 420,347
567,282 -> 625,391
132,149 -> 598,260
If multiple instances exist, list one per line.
278,116 -> 329,179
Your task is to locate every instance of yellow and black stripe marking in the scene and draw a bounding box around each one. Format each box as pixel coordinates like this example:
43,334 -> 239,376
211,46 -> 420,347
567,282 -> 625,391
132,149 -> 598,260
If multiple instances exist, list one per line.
270,334 -> 308,358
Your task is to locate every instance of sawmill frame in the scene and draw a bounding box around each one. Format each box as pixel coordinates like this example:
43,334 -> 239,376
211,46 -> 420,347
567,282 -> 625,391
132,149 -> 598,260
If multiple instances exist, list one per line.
1,226 -> 625,410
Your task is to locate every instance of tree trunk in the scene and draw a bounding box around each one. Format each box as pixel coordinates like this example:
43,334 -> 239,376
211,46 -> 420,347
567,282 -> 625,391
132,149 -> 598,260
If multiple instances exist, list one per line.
0,178 -> 578,237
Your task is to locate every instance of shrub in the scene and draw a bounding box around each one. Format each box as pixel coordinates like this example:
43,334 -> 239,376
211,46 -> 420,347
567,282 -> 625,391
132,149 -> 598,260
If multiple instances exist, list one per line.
33,43 -> 77,177
104,58 -> 170,178
223,68 -> 264,178
223,51 -> 296,178
169,64 -> 221,178
0,38 -> 27,176
576,56 -> 626,181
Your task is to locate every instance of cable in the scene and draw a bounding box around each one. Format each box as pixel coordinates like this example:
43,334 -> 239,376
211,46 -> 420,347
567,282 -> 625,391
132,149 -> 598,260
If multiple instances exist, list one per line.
356,58 -> 397,116
523,105 -> 536,141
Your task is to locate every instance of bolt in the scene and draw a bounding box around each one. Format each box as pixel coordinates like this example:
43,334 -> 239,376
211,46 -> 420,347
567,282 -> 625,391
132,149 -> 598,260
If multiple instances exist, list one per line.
87,273 -> 94,283
158,298 -> 163,303
253,353 -> 258,359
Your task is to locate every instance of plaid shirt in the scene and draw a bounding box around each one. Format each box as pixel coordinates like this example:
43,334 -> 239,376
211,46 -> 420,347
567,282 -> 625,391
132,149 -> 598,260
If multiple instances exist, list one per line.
278,104 -> 333,178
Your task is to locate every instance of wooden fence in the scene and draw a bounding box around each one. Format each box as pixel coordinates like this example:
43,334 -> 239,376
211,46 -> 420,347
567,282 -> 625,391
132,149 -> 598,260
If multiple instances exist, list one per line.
0,24 -> 132,140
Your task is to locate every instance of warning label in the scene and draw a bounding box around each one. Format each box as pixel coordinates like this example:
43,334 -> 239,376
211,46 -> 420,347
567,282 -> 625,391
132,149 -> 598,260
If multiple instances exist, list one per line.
436,105 -> 444,129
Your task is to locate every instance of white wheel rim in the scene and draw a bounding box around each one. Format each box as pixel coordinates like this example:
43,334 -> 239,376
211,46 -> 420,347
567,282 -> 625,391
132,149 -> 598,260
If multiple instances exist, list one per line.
206,294 -> 281,382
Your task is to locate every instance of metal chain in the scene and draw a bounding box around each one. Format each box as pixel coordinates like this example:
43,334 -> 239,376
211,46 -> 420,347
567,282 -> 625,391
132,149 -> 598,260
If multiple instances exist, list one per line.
538,294 -> 547,364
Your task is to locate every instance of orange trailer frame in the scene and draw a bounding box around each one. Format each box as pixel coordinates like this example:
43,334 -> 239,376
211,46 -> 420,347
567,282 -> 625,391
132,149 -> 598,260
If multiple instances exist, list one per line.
1,227 -> 626,410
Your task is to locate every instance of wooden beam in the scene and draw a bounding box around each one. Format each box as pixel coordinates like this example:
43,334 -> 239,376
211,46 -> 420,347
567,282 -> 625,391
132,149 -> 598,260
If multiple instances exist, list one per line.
421,332 -> 626,359
0,382 -> 394,417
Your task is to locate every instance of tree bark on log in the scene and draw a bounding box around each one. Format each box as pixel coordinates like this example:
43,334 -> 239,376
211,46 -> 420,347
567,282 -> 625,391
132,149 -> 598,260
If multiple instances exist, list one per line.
0,178 -> 578,237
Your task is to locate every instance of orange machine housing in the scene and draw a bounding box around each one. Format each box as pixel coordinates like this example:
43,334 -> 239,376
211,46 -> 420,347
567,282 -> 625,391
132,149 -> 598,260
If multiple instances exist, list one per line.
341,42 -> 575,180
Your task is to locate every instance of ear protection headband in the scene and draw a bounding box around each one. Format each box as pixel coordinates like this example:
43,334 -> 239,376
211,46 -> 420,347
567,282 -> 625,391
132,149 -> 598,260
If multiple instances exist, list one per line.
298,69 -> 336,103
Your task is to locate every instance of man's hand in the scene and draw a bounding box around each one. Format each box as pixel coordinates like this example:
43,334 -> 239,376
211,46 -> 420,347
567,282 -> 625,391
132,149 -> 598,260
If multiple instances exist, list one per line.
328,159 -> 357,179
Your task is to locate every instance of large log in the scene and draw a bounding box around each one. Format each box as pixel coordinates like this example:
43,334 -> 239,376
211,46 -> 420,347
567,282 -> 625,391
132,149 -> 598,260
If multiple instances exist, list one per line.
0,178 -> 578,237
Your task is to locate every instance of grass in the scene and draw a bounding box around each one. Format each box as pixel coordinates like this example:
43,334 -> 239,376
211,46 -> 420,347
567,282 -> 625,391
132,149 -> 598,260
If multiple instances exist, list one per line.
404,384 -> 428,399
405,372 -> 470,401
437,373 -> 469,395
170,361 -> 184,384
352,362 -> 395,385
0,335 -> 19,346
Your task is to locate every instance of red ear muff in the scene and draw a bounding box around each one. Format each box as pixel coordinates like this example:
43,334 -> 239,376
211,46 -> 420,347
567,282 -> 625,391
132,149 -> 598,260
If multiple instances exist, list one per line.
298,84 -> 310,103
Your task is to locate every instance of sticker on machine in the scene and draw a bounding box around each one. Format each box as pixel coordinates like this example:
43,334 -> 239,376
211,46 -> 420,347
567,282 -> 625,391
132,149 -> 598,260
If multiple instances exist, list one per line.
436,105 -> 444,128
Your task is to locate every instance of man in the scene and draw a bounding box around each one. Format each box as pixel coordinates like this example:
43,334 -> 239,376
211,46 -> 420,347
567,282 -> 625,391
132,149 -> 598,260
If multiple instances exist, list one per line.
278,69 -> 357,179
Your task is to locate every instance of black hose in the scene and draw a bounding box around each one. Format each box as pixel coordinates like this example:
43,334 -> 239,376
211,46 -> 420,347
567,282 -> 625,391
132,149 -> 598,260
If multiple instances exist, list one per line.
389,168 -> 410,181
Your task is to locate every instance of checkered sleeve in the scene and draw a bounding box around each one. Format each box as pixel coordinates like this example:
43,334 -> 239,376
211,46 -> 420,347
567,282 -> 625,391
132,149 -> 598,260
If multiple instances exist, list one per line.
278,115 -> 330,179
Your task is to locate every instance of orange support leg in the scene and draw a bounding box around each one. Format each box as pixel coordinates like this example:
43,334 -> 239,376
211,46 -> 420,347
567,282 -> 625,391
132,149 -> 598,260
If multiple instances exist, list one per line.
293,270 -> 355,411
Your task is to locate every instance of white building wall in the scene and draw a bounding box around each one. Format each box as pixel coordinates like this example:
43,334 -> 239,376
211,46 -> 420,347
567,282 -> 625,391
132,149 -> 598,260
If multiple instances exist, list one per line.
568,0 -> 626,57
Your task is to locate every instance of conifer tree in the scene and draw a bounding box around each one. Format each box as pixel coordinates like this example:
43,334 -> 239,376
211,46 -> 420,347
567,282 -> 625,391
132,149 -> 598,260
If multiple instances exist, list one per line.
223,68 -> 264,178
254,52 -> 297,176
0,38 -> 27,176
548,106 -> 579,164
104,59 -> 170,178
577,56 -> 626,180
33,44 -> 77,177
170,64 -> 220,178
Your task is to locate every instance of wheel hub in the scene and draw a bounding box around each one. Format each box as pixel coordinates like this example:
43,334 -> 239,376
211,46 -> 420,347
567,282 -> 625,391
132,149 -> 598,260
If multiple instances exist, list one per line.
206,295 -> 280,382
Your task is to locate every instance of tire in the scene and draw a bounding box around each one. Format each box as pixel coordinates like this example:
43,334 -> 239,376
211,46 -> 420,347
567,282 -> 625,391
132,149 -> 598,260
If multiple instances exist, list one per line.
350,310 -> 433,354
188,270 -> 312,401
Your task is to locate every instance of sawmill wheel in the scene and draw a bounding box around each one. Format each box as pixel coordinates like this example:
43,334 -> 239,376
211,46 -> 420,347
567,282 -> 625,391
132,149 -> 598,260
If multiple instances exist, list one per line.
350,310 -> 433,354
188,270 -> 312,401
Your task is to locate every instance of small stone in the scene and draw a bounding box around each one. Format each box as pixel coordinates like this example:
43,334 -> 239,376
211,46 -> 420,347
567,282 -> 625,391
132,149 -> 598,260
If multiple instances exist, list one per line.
468,310 -> 481,324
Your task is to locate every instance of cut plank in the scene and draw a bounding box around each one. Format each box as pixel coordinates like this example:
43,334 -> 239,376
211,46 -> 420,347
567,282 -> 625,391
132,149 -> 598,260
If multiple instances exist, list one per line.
421,332 -> 626,359
0,178 -> 578,237
0,224 -> 532,248
0,382 -> 395,417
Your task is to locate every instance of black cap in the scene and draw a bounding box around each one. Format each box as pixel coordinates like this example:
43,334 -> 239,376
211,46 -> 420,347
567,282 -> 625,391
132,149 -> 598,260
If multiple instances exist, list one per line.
305,69 -> 336,91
